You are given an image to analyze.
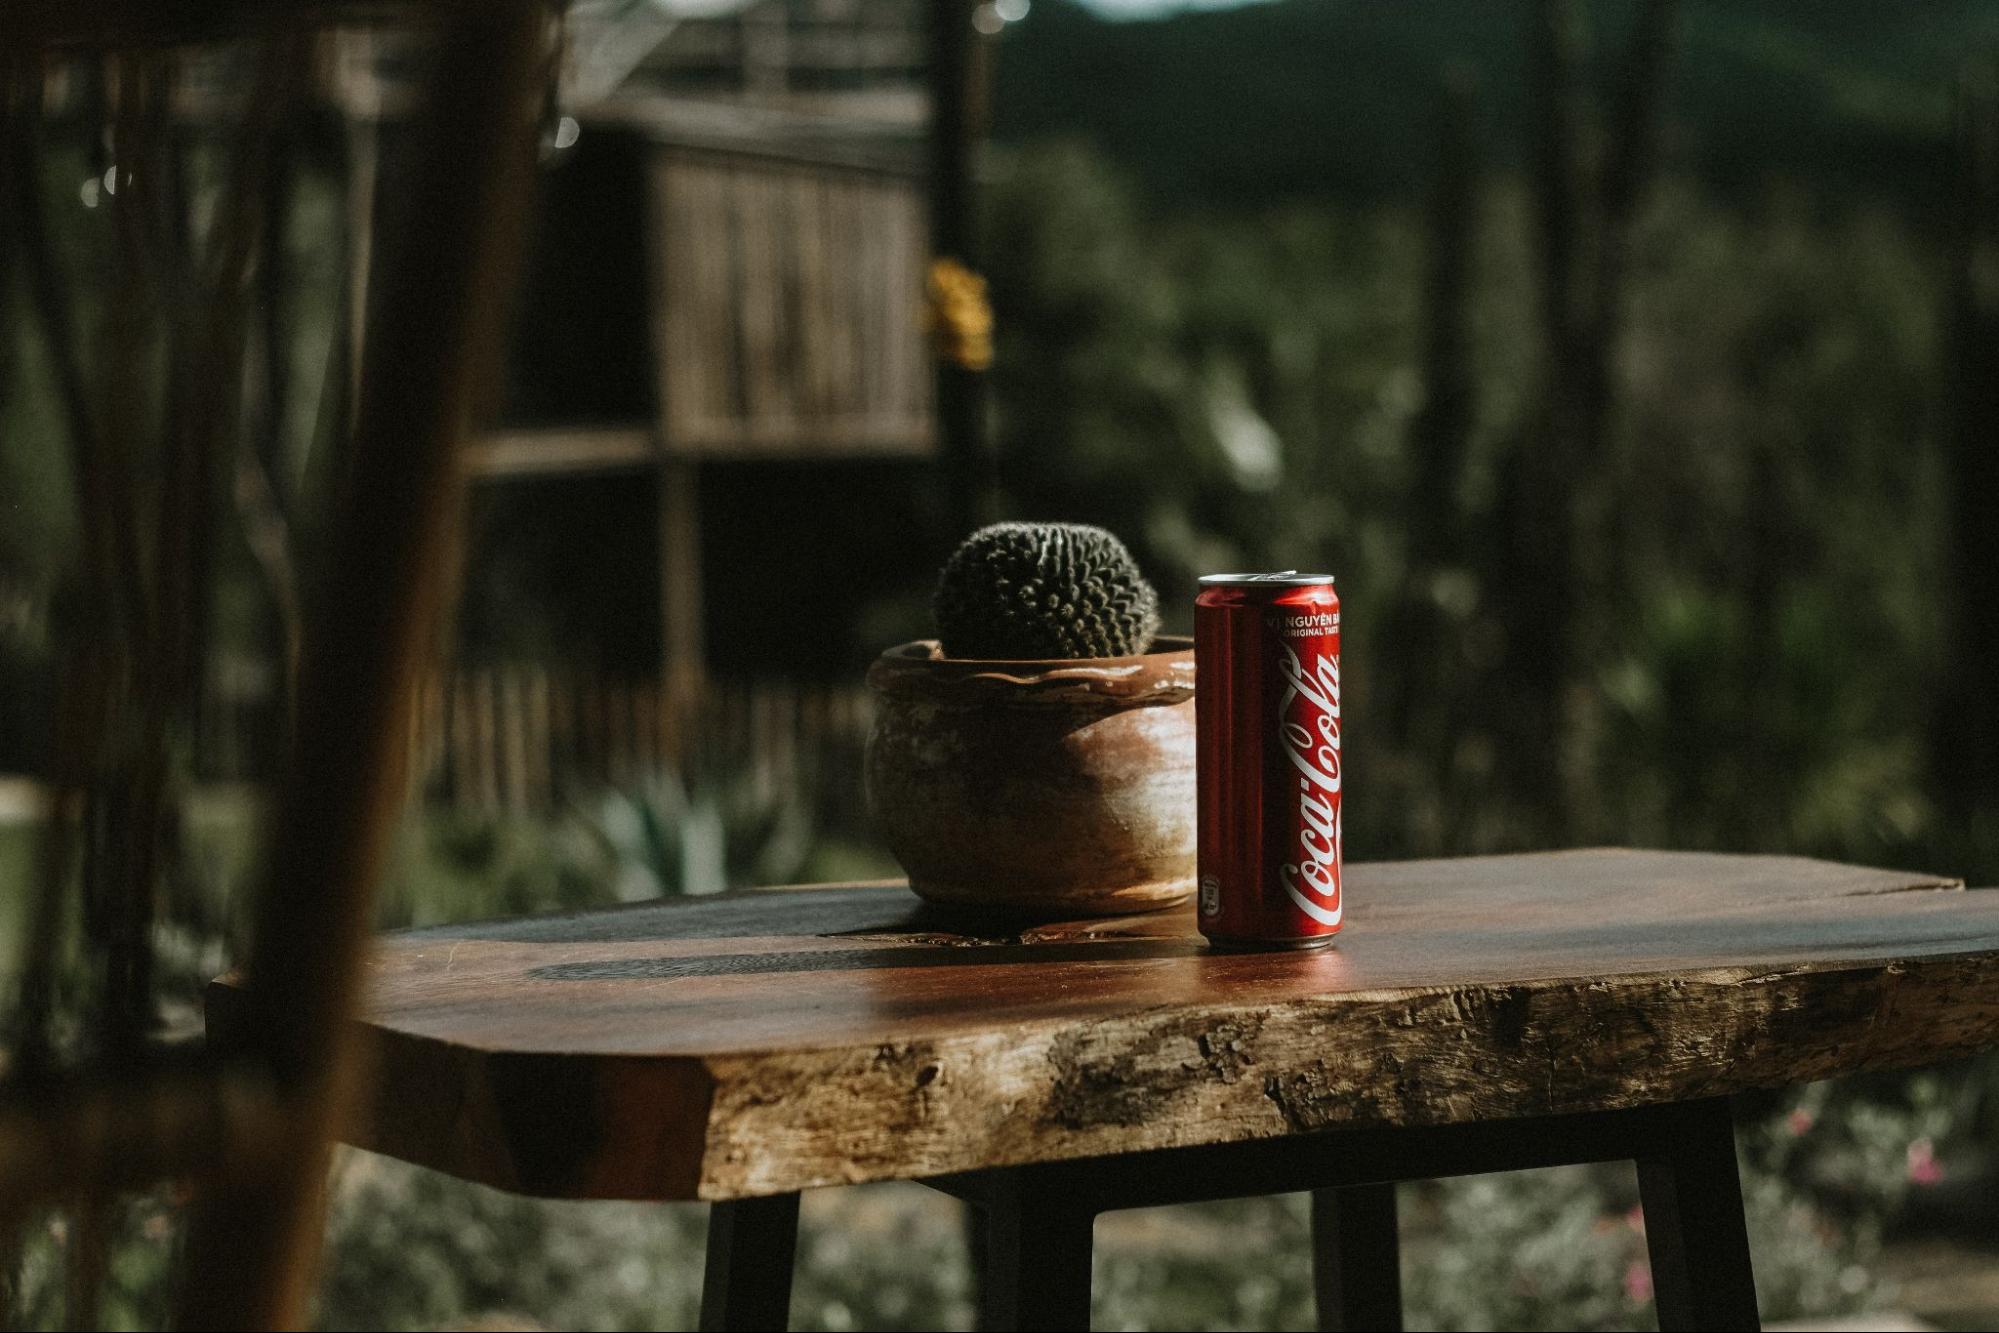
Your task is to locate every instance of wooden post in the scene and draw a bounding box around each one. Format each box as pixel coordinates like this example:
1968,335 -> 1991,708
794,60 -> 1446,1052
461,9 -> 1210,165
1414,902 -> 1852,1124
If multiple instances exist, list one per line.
1637,1098 -> 1760,1332
659,457 -> 705,706
928,0 -> 996,538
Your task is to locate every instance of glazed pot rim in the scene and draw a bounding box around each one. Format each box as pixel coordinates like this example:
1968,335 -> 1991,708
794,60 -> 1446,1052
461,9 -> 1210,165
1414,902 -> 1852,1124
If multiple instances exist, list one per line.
866,636 -> 1194,707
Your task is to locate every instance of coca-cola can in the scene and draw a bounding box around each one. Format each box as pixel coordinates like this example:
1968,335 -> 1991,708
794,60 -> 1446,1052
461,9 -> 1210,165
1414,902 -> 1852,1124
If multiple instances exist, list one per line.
1195,572 -> 1343,949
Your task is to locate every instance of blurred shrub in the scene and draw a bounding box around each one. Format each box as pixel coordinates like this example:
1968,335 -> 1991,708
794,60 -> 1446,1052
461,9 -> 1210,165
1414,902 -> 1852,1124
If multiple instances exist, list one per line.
318,1156 -> 707,1331
8,1115 -> 1935,1332
370,758 -> 885,929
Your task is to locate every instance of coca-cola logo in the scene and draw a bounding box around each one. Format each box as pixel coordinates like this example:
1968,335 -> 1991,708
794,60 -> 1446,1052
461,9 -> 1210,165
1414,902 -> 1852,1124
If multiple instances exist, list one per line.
1276,640 -> 1341,926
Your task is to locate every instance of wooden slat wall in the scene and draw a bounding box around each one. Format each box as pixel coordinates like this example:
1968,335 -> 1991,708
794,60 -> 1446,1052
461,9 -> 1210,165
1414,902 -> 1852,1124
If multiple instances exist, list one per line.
409,671 -> 876,813
196,669 -> 873,812
650,148 -> 933,457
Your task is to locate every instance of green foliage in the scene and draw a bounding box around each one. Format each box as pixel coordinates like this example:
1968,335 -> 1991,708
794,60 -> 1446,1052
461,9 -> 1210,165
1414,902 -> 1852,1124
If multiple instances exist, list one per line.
373,763 -> 869,926
316,1158 -> 708,1332
582,767 -> 821,898
981,140 -> 1958,871
11,1197 -> 180,1331
1407,1169 -> 1654,1332
933,521 -> 1162,659
995,0 -> 1999,212
376,806 -> 624,928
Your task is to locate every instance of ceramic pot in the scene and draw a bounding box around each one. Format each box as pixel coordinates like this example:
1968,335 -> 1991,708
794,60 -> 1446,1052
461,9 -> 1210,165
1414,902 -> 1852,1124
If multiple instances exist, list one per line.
864,636 -> 1196,918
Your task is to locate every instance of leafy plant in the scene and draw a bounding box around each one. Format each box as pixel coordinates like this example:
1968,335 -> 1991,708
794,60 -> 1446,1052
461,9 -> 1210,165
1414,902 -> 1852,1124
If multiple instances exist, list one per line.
582,766 -> 817,899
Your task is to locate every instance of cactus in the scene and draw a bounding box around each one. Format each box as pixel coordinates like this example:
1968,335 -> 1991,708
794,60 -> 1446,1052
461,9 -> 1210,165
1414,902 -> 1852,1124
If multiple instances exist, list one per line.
933,522 -> 1161,659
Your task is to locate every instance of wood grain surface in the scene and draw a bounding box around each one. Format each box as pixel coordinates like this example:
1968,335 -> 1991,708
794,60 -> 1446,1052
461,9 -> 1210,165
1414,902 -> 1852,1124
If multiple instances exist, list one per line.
206,850 -> 1999,1201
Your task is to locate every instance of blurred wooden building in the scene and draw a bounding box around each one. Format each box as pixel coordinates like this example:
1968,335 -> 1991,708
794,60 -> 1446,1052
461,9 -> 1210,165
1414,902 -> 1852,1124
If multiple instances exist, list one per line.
156,0 -> 992,803
465,0 -> 951,694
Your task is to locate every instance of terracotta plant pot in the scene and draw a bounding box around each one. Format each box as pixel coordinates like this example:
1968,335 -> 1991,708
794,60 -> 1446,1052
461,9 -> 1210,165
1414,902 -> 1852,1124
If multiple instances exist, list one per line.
864,635 -> 1196,918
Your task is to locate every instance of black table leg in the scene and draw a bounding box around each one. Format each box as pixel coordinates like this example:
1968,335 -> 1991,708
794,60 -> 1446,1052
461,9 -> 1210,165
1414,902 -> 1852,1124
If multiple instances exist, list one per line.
929,1098 -> 1763,1331
978,1170 -> 1096,1332
1311,1183 -> 1403,1331
699,1192 -> 801,1332
964,1198 -> 990,1317
1637,1098 -> 1760,1332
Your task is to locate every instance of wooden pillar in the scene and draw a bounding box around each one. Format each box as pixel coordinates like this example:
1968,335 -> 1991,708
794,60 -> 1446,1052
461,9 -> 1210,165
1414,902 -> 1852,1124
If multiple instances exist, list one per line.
659,456 -> 705,707
928,0 -> 997,538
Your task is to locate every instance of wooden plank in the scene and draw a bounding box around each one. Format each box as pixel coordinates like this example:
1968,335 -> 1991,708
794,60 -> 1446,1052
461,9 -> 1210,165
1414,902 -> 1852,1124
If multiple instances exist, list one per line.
5,0 -> 513,51
739,165 -> 787,443
499,670 -> 527,811
630,682 -> 657,778
892,186 -> 932,423
207,850 -> 1999,1202
465,428 -> 654,478
447,675 -> 472,804
649,148 -> 933,459
824,176 -> 862,422
646,153 -> 688,451
659,459 -> 705,694
795,172 -> 834,427
472,670 -> 499,811
662,416 -> 932,456
548,670 -> 575,792
526,668 -> 552,809
586,100 -> 926,180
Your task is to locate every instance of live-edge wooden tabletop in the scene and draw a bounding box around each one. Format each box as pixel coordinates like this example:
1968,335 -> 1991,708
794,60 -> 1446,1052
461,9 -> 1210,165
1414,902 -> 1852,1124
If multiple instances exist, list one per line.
207,849 -> 1999,1202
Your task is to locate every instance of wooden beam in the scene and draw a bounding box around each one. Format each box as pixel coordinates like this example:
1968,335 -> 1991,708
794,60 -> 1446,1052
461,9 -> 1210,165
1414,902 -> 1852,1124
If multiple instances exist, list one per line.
662,420 -> 934,458
583,96 -> 927,177
467,426 -> 656,478
4,1 -> 502,52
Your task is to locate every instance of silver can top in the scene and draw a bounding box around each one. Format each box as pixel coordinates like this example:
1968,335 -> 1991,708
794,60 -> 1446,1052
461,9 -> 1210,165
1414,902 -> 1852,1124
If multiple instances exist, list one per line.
1197,570 -> 1335,586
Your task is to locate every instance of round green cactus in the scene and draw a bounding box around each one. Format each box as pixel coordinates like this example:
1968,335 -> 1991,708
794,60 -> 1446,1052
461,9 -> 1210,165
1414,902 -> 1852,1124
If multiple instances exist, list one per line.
933,522 -> 1161,659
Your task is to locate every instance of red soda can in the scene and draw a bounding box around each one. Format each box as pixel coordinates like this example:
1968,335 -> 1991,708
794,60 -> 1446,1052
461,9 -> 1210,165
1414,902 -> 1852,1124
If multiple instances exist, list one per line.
1195,572 -> 1343,949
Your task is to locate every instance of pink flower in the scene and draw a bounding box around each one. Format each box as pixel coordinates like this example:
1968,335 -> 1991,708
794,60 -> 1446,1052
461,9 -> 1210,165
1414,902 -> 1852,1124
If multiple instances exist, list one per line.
1624,1259 -> 1654,1304
1907,1138 -> 1944,1186
1786,1108 -> 1815,1137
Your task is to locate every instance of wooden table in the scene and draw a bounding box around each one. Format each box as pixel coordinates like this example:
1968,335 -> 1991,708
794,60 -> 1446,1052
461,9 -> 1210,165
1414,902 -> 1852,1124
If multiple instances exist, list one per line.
209,849 -> 1999,1331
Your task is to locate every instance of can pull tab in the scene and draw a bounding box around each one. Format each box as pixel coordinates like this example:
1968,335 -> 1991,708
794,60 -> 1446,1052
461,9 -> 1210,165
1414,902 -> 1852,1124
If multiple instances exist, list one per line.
1248,570 -> 1301,581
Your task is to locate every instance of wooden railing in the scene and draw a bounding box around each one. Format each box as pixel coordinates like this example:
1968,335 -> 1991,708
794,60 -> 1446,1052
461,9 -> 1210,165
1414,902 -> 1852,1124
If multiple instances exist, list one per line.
195,664 -> 876,812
